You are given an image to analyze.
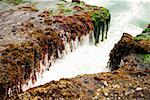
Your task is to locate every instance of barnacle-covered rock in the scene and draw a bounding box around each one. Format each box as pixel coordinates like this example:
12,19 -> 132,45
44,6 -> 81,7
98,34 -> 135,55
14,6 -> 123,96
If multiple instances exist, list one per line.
0,0 -> 110,99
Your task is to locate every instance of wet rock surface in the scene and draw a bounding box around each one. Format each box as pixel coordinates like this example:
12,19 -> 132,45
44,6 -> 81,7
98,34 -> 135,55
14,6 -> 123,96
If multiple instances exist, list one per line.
8,25 -> 150,99
1,0 -> 149,99
0,0 -> 110,99
108,28 -> 150,71
8,66 -> 150,100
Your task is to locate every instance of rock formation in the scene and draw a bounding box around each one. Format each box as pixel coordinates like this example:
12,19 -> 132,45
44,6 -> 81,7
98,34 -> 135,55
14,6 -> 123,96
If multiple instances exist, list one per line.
8,66 -> 150,100
108,25 -> 150,71
1,0 -> 149,99
0,0 -> 110,99
7,25 -> 150,100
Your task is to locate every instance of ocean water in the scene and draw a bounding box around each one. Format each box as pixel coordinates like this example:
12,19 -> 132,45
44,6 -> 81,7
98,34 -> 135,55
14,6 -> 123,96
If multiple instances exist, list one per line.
10,0 -> 150,90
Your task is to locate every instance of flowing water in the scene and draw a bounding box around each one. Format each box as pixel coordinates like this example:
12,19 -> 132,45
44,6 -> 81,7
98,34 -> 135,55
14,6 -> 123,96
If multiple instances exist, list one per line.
25,0 -> 150,90
3,0 -> 149,90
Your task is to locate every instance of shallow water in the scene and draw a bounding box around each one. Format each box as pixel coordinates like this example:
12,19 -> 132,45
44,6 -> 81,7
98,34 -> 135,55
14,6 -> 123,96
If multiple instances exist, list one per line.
9,0 -> 149,90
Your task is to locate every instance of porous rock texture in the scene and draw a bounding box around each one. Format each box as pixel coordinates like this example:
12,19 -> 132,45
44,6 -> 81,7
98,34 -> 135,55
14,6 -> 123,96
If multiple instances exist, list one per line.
0,0 -> 110,99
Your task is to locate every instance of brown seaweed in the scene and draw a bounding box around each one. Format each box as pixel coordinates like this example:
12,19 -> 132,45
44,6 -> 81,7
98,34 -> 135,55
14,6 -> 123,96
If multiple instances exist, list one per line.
0,0 -> 110,99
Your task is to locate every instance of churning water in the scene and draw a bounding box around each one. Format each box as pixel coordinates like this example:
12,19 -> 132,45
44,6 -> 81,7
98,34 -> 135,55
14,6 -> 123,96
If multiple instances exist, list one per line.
20,0 -> 150,90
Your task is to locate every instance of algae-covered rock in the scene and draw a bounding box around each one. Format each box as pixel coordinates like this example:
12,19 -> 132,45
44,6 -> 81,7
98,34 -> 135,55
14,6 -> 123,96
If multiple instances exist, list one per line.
108,25 -> 150,71
0,0 -> 26,5
8,65 -> 150,100
0,0 -> 110,99
142,24 -> 150,33
5,16 -> 150,100
134,33 -> 150,41
7,24 -> 150,100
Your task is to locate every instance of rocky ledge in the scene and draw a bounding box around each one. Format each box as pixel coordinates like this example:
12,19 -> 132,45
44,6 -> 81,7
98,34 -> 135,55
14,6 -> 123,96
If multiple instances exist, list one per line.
0,0 -> 110,99
8,66 -> 150,100
8,26 -> 150,99
108,25 -> 150,70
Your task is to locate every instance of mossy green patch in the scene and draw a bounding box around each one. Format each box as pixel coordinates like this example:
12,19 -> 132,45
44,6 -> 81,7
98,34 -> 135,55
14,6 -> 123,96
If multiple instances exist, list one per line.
47,0 -> 110,19
138,54 -> 150,63
89,7 -> 110,26
134,33 -> 150,41
142,28 -> 150,33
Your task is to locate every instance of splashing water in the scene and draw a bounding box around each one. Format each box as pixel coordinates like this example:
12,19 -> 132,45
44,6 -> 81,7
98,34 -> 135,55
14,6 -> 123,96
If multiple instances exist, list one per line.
23,0 -> 150,91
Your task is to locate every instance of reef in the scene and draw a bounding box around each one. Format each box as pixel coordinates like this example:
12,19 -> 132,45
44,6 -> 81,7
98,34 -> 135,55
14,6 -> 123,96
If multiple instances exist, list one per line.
0,0 -> 110,99
8,24 -> 150,100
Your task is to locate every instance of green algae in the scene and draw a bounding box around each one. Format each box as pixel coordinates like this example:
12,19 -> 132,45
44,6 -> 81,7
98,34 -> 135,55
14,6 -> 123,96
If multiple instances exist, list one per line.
34,0 -> 110,43
134,33 -> 150,41
0,1 -> 111,98
90,8 -> 110,43
35,0 -> 110,19
142,28 -> 150,33
89,8 -> 109,22
138,54 -> 150,64
134,26 -> 150,41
